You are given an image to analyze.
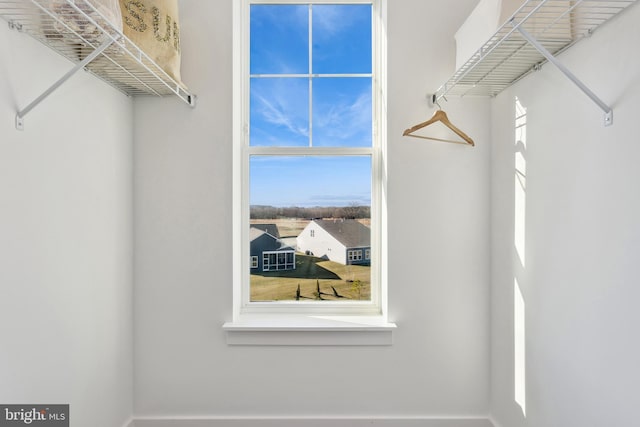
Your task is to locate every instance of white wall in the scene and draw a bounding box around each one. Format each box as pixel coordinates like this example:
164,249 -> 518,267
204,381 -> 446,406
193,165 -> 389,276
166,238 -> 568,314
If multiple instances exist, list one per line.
0,21 -> 134,427
490,3 -> 640,427
133,0 -> 491,424
3,1 -> 638,425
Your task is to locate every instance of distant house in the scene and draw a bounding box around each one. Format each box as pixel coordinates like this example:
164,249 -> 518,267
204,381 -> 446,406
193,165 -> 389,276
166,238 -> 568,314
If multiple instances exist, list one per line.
250,223 -> 280,238
297,219 -> 371,265
249,227 -> 295,272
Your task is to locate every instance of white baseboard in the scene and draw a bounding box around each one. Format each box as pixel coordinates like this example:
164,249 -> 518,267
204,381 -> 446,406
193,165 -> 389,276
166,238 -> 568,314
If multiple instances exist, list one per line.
131,416 -> 495,427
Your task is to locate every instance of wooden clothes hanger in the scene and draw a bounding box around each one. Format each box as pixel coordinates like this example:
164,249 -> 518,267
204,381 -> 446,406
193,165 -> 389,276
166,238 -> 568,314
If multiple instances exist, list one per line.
403,109 -> 475,146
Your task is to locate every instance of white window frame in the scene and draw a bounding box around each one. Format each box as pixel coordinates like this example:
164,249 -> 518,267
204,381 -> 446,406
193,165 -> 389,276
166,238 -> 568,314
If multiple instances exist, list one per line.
348,249 -> 363,262
251,256 -> 259,268
227,0 -> 393,344
262,251 -> 296,271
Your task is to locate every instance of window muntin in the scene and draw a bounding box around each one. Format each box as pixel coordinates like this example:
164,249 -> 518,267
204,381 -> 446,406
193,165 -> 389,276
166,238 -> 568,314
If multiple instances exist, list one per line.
249,3 -> 373,149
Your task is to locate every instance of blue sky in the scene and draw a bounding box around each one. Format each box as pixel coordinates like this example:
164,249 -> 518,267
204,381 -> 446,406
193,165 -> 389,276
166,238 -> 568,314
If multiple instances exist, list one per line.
250,156 -> 371,207
249,4 -> 373,208
250,4 -> 372,75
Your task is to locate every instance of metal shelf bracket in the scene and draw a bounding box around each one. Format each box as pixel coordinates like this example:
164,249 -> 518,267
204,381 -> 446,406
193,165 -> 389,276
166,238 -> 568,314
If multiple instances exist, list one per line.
15,38 -> 114,131
511,19 -> 613,127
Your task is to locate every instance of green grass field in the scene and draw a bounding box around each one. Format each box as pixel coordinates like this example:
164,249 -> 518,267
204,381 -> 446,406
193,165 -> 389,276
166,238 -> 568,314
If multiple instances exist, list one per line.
251,254 -> 371,301
249,218 -> 372,301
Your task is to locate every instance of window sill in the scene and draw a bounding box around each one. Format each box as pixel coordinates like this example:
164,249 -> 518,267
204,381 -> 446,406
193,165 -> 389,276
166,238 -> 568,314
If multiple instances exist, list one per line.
222,316 -> 396,346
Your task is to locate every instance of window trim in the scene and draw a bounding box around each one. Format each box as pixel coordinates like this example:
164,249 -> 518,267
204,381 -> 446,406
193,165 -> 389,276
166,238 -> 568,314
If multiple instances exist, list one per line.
229,0 -> 391,343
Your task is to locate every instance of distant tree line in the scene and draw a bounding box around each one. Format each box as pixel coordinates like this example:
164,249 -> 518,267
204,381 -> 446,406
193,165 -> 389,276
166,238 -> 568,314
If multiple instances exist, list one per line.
250,204 -> 370,220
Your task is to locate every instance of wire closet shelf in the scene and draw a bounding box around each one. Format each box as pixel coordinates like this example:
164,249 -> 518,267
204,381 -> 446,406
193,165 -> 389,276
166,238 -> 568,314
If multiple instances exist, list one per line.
0,0 -> 195,106
434,0 -> 638,101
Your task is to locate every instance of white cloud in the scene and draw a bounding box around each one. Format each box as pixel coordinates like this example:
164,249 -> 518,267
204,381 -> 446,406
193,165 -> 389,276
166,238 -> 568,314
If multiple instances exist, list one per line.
312,4 -> 369,36
255,93 -> 308,137
314,88 -> 372,143
252,80 -> 309,139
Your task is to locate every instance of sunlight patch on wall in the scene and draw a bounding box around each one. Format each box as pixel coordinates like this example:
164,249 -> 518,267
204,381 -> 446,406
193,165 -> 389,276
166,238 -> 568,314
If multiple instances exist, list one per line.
513,96 -> 527,417
514,278 -> 526,416
514,97 -> 527,267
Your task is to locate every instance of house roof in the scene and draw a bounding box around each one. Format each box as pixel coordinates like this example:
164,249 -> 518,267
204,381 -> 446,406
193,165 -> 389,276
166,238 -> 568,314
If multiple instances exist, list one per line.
314,219 -> 370,248
249,227 -> 266,242
250,227 -> 295,251
250,223 -> 280,238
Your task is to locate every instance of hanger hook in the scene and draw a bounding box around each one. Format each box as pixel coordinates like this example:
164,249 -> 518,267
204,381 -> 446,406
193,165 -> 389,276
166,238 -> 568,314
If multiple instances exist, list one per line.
433,95 -> 442,110
426,93 -> 444,110
432,94 -> 442,110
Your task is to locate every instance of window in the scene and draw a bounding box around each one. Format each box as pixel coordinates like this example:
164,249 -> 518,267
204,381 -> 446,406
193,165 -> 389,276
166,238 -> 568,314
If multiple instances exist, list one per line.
348,249 -> 363,262
232,0 -> 387,319
251,256 -> 259,268
263,251 -> 296,271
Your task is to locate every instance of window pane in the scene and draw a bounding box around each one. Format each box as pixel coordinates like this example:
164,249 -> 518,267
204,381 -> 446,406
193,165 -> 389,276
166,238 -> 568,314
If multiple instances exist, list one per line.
250,5 -> 309,74
250,78 -> 309,147
313,78 -> 372,147
312,5 -> 372,74
249,156 -> 372,302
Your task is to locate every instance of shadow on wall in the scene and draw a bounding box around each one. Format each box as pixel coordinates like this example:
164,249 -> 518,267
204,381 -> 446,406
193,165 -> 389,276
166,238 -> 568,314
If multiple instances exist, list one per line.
0,28 -> 18,111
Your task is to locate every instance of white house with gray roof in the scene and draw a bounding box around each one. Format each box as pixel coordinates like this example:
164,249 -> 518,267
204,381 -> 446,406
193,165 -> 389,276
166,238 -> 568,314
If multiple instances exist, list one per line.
297,219 -> 370,265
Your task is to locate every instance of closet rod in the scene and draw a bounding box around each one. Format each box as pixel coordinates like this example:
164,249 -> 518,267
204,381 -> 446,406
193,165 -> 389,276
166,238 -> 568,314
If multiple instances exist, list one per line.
512,20 -> 613,126
15,37 -> 114,131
